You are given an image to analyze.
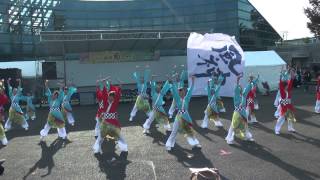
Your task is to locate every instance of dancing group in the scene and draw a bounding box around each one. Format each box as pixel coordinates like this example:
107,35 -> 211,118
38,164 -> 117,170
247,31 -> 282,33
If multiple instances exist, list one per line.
1,65 -> 320,157
91,64 -> 319,155
0,78 -> 37,145
0,79 -> 77,145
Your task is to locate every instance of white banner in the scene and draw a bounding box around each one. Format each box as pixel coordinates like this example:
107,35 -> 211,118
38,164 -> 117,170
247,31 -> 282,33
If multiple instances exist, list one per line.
187,33 -> 245,97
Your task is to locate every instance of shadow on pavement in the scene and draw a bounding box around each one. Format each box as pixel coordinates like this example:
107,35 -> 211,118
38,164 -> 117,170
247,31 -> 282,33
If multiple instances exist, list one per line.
232,142 -> 320,180
253,122 -> 320,148
148,125 -> 171,146
168,145 -> 229,180
23,138 -> 71,180
94,139 -> 130,180
192,118 -> 228,142
295,107 -> 320,129
279,132 -> 320,149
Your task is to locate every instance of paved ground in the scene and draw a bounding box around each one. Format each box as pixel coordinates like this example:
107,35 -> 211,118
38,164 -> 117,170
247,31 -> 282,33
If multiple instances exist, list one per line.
1,88 -> 320,180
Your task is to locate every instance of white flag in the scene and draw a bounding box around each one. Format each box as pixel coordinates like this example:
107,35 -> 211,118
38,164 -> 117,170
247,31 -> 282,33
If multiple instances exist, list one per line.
187,33 -> 245,97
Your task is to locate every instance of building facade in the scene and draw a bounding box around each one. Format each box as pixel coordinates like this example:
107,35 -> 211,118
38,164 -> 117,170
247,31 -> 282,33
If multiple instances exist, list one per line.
0,0 -> 281,60
271,37 -> 320,75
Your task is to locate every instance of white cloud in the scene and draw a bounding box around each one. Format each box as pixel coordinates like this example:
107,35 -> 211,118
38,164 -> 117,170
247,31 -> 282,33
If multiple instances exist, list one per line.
249,0 -> 313,40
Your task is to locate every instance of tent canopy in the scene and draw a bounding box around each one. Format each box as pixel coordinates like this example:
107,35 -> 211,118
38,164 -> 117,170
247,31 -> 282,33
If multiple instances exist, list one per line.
244,50 -> 286,67
243,50 -> 287,92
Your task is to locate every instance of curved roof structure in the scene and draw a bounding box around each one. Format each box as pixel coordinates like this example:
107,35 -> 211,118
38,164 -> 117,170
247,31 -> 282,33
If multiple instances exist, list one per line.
0,0 -> 281,61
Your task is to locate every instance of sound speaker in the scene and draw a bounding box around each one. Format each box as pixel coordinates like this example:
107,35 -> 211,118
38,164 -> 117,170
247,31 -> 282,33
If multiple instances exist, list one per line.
42,62 -> 57,79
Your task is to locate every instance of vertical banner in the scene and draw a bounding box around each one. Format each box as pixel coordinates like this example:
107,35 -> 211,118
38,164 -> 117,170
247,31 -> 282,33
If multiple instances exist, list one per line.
187,33 -> 245,97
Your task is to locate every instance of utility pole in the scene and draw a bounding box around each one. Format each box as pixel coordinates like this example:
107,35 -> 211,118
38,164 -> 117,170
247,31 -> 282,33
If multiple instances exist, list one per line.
281,31 -> 288,41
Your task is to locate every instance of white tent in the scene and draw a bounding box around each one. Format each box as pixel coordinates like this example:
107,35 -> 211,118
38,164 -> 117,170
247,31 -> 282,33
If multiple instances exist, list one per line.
243,50 -> 286,92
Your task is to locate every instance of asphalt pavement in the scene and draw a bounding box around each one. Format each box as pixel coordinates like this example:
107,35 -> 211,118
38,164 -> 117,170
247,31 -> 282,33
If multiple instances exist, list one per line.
0,88 -> 320,180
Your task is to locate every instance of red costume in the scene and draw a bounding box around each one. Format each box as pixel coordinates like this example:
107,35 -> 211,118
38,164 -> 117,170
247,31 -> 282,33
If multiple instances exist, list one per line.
316,79 -> 320,101
0,94 -> 9,118
279,78 -> 294,116
96,86 -> 107,120
92,83 -> 127,154
246,86 -> 256,111
100,84 -> 121,128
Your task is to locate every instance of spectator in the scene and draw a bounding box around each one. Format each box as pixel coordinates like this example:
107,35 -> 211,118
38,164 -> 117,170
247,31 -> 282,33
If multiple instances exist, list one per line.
303,69 -> 312,92
295,69 -> 302,88
261,81 -> 270,96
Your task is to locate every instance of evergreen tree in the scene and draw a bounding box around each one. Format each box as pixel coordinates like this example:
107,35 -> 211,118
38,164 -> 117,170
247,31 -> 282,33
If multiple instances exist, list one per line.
305,0 -> 320,37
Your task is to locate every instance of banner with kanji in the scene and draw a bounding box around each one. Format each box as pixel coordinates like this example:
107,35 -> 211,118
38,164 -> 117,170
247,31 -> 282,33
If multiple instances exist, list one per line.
187,33 -> 245,97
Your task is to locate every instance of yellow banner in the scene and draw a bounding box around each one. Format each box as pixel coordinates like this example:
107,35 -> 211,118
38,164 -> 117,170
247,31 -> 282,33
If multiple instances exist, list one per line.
79,51 -> 160,64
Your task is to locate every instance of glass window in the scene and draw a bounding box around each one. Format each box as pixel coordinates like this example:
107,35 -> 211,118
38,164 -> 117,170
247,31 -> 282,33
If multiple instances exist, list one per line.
1,0 -> 281,53
238,1 -> 254,12
131,18 -> 141,27
119,19 -> 129,28
163,16 -> 173,25
109,20 -> 118,28
153,18 -> 162,26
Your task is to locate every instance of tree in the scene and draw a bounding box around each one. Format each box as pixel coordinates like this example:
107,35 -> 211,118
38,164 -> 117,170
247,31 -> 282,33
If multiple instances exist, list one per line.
304,0 -> 320,37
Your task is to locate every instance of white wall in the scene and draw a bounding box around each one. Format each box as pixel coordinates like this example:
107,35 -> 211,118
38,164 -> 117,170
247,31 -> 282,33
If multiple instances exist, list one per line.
54,56 -> 282,95
55,56 -> 187,87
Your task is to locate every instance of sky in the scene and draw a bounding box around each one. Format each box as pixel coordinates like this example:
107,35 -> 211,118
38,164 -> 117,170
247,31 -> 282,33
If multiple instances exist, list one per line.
249,0 -> 313,40
0,61 -> 41,77
0,0 -> 314,76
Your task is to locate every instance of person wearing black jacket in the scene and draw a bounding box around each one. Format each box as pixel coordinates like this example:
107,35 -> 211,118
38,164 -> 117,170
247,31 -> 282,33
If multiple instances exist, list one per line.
303,69 -> 312,92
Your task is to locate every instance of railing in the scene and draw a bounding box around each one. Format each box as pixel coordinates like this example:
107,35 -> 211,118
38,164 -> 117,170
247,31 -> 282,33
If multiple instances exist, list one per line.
40,31 -> 191,42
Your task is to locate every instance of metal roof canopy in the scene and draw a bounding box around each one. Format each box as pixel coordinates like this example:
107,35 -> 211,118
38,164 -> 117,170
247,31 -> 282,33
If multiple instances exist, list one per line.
39,30 -> 193,58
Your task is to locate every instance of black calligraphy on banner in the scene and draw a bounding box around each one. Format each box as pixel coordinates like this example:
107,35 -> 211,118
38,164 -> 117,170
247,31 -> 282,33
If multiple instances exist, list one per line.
194,44 -> 242,85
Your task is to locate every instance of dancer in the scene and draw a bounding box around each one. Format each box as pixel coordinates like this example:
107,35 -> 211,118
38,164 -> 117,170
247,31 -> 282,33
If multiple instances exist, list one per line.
225,74 -> 258,144
215,78 -> 226,113
247,75 -> 259,123
4,78 -> 29,131
253,84 -> 259,110
0,80 -> 9,145
62,84 -> 77,126
94,79 -> 109,137
315,75 -> 320,114
93,79 -> 128,156
274,89 -> 281,118
274,67 -> 296,135
40,80 -> 67,140
143,78 -> 171,134
165,75 -> 201,151
129,67 -> 151,121
168,68 -> 187,118
274,70 -> 287,119
22,93 -> 36,121
201,75 -> 224,128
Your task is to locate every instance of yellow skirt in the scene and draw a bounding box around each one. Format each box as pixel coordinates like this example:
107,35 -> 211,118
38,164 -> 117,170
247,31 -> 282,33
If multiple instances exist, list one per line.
136,96 -> 151,113
217,99 -> 225,111
206,106 -> 219,122
154,110 -> 170,125
286,110 -> 296,122
8,108 -> 24,125
47,113 -> 65,128
231,111 -> 247,140
27,107 -> 35,118
100,121 -> 120,141
176,114 -> 195,137
0,123 -> 5,139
